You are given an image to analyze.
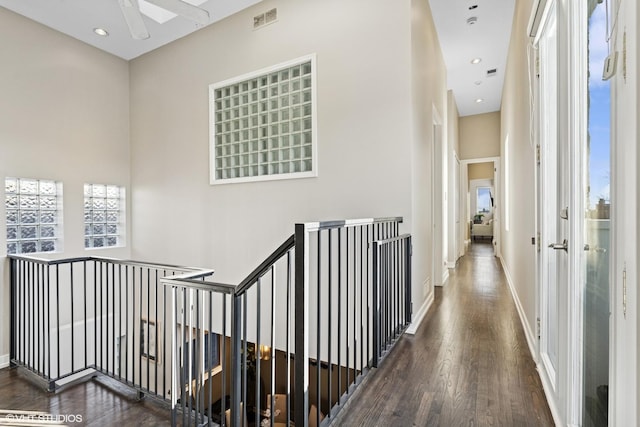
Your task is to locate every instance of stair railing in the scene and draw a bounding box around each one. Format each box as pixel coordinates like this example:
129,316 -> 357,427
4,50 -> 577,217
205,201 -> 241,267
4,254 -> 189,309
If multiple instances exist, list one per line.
8,216 -> 411,427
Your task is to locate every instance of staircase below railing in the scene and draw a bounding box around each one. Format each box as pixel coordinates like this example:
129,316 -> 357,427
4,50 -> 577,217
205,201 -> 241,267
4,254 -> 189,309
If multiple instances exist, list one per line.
8,217 -> 412,427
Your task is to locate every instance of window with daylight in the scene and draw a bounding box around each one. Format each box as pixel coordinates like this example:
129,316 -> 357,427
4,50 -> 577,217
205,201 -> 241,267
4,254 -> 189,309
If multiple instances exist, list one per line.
5,177 -> 61,255
84,184 -> 124,249
210,55 -> 317,184
476,187 -> 492,214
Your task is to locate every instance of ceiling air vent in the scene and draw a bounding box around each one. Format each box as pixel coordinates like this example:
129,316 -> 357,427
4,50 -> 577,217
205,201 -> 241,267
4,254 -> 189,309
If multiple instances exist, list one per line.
487,68 -> 498,77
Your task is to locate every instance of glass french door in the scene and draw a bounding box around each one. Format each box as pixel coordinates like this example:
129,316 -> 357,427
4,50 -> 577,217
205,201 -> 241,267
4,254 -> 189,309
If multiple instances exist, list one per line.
583,1 -> 611,426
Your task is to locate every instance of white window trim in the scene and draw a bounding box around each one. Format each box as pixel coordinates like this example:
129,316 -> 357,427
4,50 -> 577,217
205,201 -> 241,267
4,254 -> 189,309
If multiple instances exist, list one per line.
208,53 -> 318,185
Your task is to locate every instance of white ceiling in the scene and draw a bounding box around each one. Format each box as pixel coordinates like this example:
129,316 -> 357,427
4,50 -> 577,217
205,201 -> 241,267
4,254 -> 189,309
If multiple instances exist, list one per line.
0,0 -> 514,116
429,0 -> 516,116
0,0 -> 263,60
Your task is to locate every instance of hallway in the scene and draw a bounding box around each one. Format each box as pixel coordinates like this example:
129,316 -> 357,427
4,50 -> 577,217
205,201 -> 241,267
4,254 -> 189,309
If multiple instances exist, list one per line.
335,242 -> 555,426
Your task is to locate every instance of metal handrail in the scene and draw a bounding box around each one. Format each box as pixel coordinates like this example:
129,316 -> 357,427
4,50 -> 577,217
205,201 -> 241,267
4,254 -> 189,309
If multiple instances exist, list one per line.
8,254 -> 213,276
9,215 -> 408,427
236,234 -> 295,295
302,216 -> 403,232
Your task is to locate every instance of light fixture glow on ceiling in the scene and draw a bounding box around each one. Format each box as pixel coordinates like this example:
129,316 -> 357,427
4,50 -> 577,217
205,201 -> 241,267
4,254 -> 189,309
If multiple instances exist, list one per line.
93,28 -> 109,36
471,57 -> 482,64
475,98 -> 484,103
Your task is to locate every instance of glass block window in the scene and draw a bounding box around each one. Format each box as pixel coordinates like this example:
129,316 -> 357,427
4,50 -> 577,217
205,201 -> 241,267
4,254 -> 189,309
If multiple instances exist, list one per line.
84,184 -> 124,249
210,54 -> 317,184
5,177 -> 61,255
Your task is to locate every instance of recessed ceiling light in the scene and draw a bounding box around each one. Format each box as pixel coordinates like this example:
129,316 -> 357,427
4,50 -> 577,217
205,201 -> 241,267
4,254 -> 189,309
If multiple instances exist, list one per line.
475,98 -> 484,103
471,57 -> 482,64
474,80 -> 483,85
93,28 -> 109,37
467,16 -> 478,25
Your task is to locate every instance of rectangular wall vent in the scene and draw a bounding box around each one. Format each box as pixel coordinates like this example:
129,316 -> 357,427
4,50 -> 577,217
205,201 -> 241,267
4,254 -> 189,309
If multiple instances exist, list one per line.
253,13 -> 265,28
265,8 -> 278,24
487,68 -> 498,77
254,8 -> 278,29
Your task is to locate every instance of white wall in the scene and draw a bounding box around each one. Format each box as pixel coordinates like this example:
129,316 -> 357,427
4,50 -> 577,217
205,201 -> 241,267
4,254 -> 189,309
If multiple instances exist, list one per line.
459,112 -> 501,160
610,0 -> 639,423
0,0 -> 450,364
0,9 -> 131,362
129,0 -> 447,322
410,0 -> 448,297
447,91 -> 460,266
500,0 -> 537,344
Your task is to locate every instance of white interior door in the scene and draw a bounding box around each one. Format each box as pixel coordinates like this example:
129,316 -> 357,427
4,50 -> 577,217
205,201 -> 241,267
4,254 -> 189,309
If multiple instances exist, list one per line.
536,0 -> 566,405
534,1 -> 618,424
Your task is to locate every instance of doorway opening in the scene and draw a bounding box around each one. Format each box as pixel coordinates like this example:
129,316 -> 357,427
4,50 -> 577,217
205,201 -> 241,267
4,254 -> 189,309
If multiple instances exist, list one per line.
460,158 -> 499,257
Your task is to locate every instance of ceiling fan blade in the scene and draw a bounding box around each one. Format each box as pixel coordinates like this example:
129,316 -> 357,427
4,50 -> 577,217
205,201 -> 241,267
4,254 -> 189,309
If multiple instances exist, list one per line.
118,0 -> 150,40
145,0 -> 210,25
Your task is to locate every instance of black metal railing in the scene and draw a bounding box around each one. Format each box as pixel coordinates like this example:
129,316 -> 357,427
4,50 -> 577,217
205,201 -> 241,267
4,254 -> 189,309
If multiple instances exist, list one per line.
295,218 -> 409,426
162,217 -> 410,427
8,255 -> 212,399
371,234 -> 412,367
8,216 -> 412,427
160,275 -> 236,427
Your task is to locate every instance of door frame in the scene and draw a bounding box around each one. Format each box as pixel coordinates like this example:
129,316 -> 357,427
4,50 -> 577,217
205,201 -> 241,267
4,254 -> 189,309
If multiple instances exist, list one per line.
531,0 -> 639,424
460,157 -> 500,256
432,104 -> 446,286
531,0 -> 588,424
533,0 -> 562,407
608,0 -> 638,424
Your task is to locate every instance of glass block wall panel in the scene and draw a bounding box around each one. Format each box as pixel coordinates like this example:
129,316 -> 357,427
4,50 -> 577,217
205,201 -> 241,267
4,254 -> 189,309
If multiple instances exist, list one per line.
210,55 -> 316,183
5,177 -> 61,254
84,184 -> 124,249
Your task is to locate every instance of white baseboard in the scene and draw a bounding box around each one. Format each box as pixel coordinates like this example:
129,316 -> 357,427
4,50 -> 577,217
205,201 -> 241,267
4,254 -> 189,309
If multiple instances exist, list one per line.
499,256 -> 537,360
0,354 -> 9,369
536,361 -> 564,427
406,290 -> 434,335
441,268 -> 450,286
499,256 -> 563,426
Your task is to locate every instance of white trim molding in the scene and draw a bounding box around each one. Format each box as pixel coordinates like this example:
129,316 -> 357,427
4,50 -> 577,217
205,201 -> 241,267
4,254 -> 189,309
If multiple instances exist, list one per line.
500,256 -> 537,357
500,255 -> 563,426
0,354 -> 9,369
440,268 -> 450,287
538,363 -> 565,427
406,291 -> 434,335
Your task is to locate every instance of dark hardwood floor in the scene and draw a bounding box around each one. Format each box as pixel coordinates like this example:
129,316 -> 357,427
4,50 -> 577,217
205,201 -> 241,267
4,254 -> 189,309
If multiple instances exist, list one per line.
0,369 -> 171,426
0,242 -> 553,427
333,241 -> 555,426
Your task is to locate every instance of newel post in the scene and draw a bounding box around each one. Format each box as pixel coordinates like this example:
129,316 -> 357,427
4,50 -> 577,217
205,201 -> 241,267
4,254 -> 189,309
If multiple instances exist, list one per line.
294,223 -> 309,427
